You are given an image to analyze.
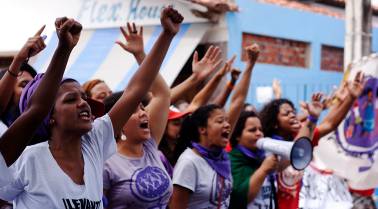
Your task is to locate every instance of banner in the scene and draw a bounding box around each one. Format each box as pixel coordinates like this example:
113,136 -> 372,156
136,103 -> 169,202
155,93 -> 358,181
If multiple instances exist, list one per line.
299,162 -> 353,209
77,0 -> 208,28
315,53 -> 378,190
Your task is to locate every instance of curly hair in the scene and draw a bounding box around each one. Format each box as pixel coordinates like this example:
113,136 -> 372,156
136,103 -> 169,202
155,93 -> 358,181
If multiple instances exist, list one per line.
259,98 -> 295,137
230,111 -> 259,148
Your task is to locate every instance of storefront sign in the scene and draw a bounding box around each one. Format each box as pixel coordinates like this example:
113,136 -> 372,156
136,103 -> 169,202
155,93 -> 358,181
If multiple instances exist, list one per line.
77,0 -> 208,28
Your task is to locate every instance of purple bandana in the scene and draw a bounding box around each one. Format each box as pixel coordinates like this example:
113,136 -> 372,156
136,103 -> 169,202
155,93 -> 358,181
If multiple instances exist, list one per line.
236,145 -> 265,160
271,134 -> 285,141
191,142 -> 231,180
19,73 -> 51,139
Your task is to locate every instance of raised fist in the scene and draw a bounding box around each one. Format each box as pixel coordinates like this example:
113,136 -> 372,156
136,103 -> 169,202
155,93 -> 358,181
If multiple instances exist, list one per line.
245,43 -> 260,63
160,6 -> 184,36
55,17 -> 82,49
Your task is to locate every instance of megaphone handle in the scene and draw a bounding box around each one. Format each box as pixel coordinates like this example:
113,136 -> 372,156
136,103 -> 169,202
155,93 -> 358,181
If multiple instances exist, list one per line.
266,151 -> 282,161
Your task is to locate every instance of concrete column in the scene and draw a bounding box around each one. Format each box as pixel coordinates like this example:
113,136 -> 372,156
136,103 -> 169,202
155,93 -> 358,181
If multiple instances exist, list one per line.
344,0 -> 372,69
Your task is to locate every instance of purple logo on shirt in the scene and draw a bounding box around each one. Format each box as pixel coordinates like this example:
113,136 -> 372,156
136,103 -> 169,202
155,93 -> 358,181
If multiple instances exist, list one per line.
209,174 -> 232,207
130,166 -> 170,202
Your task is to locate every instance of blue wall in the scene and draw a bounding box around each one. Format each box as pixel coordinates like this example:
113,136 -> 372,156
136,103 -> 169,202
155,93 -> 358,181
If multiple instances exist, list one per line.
227,0 -> 378,110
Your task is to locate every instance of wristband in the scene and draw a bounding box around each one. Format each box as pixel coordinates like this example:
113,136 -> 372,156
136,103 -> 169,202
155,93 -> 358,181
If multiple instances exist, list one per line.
307,115 -> 318,124
227,81 -> 234,90
7,69 -> 20,77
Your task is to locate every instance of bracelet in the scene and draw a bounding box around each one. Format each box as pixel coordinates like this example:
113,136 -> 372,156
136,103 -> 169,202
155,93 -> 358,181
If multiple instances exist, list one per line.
307,115 -> 318,124
7,69 -> 19,77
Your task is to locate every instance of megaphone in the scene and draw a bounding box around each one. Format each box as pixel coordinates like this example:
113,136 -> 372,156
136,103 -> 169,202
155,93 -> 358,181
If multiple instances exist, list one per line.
256,136 -> 313,170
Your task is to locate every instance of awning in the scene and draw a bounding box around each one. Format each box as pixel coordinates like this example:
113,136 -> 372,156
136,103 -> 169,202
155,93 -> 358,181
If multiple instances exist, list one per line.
30,23 -> 211,91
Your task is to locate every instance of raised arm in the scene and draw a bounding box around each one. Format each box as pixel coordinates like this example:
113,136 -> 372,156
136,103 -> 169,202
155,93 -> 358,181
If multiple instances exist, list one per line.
185,56 -> 233,113
117,22 -> 171,144
317,71 -> 364,138
0,26 -> 46,115
109,7 -> 183,134
0,18 -> 82,165
146,74 -> 170,144
116,22 -> 146,65
170,46 -> 222,104
296,93 -> 324,140
272,79 -> 282,99
227,44 -> 259,133
213,66 -> 240,107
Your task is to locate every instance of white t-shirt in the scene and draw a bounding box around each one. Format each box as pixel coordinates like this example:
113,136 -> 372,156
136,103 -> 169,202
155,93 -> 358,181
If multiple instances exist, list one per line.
0,114 -> 116,209
0,121 -> 7,137
299,163 -> 353,209
247,177 -> 275,209
0,121 -> 11,187
173,148 -> 232,209
0,153 -> 12,188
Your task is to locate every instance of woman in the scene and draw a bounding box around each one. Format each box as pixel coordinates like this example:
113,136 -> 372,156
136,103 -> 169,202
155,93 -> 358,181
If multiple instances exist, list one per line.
170,104 -> 233,209
0,9 -> 182,208
103,73 -> 172,209
102,14 -> 183,208
259,94 -> 323,209
228,111 -> 279,209
82,79 -> 112,103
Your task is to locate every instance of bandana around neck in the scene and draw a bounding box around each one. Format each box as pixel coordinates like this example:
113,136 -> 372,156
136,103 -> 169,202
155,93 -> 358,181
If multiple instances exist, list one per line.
191,142 -> 231,180
272,134 -> 293,141
236,145 -> 265,161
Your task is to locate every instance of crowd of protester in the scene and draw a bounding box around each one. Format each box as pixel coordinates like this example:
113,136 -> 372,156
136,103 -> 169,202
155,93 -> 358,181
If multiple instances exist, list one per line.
0,6 -> 375,209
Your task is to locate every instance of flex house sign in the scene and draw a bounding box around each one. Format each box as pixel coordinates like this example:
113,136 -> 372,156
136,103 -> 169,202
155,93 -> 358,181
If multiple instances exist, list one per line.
77,0 -> 208,28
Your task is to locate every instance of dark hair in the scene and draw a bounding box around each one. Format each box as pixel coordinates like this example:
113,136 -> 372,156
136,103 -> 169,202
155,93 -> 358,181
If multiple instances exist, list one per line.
103,91 -> 150,113
0,63 -> 37,79
104,91 -> 122,113
20,63 -> 37,78
259,98 -> 295,137
0,64 -> 37,127
230,111 -> 259,147
173,104 -> 222,160
159,118 -> 184,166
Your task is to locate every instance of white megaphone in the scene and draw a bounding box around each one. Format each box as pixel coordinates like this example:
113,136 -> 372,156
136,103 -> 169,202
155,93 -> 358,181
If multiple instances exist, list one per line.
256,136 -> 313,170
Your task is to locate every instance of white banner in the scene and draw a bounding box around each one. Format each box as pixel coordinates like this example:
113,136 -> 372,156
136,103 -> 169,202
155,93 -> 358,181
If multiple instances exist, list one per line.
77,0 -> 209,28
315,53 -> 378,190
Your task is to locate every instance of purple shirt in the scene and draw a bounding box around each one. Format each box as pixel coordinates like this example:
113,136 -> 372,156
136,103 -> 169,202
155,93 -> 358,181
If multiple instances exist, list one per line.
103,138 -> 172,209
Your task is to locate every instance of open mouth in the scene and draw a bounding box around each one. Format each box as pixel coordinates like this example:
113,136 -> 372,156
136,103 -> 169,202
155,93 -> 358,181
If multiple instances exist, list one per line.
221,130 -> 230,139
79,110 -> 91,121
139,121 -> 149,129
289,119 -> 301,128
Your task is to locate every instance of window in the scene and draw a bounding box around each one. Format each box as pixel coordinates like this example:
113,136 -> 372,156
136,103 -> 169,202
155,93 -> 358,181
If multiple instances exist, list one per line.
321,45 -> 344,72
242,33 -> 310,68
